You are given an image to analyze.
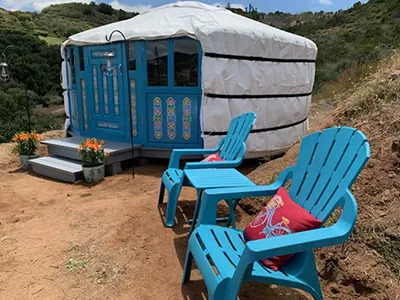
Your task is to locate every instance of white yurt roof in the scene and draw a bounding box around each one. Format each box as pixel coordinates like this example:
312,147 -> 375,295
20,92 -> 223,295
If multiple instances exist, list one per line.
63,1 -> 317,59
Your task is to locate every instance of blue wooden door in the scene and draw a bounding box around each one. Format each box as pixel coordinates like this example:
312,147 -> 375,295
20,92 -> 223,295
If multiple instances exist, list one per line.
144,38 -> 202,148
85,44 -> 127,140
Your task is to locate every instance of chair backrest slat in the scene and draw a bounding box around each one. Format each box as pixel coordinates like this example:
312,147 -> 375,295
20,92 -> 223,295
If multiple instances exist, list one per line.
289,127 -> 370,223
219,113 -> 256,161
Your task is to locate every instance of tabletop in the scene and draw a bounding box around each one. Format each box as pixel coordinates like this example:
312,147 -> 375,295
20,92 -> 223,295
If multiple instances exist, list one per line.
184,168 -> 255,190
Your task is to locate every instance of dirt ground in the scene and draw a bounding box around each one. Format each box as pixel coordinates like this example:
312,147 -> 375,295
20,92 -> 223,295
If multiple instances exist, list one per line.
0,133 -> 313,300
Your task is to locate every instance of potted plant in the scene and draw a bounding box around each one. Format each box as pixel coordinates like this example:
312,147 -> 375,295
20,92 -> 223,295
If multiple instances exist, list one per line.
11,131 -> 40,169
78,138 -> 109,183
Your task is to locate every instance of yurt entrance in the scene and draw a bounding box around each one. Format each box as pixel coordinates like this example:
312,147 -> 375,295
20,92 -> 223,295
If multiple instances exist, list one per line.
144,38 -> 202,148
67,37 -> 203,149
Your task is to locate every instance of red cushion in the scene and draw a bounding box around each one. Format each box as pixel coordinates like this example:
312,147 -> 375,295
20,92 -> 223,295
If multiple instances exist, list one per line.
244,187 -> 322,270
201,153 -> 225,162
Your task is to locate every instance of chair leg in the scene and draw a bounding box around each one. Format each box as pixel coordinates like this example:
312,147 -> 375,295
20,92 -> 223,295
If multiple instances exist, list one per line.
158,182 -> 165,205
189,190 -> 203,234
208,278 -> 232,300
165,184 -> 181,227
182,249 -> 193,284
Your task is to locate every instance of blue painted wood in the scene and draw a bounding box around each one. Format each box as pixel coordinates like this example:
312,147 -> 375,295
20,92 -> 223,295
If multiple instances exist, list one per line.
182,127 -> 370,300
66,38 -> 205,151
142,38 -> 203,149
84,44 -> 127,140
127,41 -> 146,145
167,112 -> 256,169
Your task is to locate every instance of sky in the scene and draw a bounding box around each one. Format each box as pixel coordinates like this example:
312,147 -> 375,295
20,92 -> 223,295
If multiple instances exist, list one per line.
0,0 -> 368,14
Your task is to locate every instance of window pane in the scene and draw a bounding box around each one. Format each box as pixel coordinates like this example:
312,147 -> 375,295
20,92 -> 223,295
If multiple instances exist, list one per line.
70,49 -> 76,85
147,40 -> 168,86
174,39 -> 198,87
128,41 -> 136,70
79,47 -> 85,71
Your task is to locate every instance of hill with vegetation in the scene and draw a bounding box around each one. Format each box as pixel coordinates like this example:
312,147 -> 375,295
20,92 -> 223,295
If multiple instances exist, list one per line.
0,0 -> 399,142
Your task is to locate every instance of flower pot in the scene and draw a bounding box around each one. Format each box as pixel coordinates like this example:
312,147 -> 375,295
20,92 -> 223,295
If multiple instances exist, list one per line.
82,164 -> 105,183
20,154 -> 39,170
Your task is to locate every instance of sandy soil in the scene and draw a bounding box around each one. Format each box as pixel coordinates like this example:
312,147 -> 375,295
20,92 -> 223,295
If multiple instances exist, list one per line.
0,135 -> 312,300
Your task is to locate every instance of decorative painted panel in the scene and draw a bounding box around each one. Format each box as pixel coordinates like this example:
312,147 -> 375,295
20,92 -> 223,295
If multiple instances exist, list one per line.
113,66 -> 120,116
153,97 -> 163,139
81,79 -> 88,131
182,97 -> 192,140
130,80 -> 138,136
93,66 -> 100,114
97,121 -> 120,129
102,71 -> 109,115
166,97 -> 176,140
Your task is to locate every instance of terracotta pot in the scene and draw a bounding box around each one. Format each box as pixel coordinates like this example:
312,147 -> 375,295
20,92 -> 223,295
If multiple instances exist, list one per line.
19,154 -> 39,170
82,164 -> 105,183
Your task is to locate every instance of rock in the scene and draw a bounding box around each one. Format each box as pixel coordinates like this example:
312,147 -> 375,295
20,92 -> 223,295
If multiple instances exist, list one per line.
392,139 -> 400,157
389,70 -> 400,81
384,228 -> 400,240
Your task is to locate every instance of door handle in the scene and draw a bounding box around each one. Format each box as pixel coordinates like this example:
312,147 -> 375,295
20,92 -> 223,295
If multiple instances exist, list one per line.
141,117 -> 144,124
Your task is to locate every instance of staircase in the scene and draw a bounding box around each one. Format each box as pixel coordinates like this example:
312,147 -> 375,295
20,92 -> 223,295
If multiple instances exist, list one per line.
30,136 -> 142,183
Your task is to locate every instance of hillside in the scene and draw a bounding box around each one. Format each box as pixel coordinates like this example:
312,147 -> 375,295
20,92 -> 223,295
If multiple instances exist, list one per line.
242,51 -> 400,299
0,2 -> 137,40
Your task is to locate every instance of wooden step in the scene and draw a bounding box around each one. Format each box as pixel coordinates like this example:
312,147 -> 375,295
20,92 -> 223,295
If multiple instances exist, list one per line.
42,136 -> 142,164
30,156 -> 83,183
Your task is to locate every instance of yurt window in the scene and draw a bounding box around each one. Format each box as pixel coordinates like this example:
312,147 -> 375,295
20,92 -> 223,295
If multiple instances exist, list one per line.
147,40 -> 168,86
128,41 -> 136,70
174,39 -> 199,87
70,49 -> 76,85
78,47 -> 85,72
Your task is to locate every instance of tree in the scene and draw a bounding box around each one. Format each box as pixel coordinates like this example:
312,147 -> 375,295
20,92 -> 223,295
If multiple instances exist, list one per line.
98,3 -> 113,16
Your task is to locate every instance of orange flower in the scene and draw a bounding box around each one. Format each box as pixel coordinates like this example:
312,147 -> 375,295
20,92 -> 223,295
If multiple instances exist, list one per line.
34,134 -> 40,141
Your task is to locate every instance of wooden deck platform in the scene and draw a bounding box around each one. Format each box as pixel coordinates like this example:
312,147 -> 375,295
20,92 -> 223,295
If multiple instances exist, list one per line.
30,136 -> 142,183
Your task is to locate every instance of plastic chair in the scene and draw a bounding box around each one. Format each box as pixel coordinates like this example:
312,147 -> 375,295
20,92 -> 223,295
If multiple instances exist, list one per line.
158,112 -> 256,227
182,127 -> 370,300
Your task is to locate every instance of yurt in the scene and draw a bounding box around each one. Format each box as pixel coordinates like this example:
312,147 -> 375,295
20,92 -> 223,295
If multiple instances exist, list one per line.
61,1 -> 317,158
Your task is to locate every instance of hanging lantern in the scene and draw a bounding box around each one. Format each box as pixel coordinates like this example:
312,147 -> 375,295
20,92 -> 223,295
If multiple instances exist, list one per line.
0,61 -> 10,81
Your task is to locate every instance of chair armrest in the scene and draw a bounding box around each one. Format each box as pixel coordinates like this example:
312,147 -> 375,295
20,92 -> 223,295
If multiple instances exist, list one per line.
168,146 -> 220,169
196,167 -> 294,225
185,157 -> 242,169
245,190 -> 358,261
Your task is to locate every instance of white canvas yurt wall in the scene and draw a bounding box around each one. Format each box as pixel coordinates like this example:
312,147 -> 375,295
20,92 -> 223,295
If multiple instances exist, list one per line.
62,1 -> 317,158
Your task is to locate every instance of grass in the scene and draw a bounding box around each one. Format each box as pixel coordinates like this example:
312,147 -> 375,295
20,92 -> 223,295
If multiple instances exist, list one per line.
65,258 -> 88,270
356,224 -> 400,275
39,36 -> 65,45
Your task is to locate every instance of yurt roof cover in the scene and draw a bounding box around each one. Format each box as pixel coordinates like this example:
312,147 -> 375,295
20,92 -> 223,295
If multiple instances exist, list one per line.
62,1 -> 317,59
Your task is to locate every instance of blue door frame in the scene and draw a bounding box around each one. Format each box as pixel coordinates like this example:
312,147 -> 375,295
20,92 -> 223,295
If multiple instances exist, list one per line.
66,38 -> 203,149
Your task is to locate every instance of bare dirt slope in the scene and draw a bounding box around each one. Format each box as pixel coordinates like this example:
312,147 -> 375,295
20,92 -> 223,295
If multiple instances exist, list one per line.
243,52 -> 400,299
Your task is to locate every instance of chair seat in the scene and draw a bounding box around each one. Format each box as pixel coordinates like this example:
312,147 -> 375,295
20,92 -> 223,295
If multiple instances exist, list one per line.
190,225 -> 310,287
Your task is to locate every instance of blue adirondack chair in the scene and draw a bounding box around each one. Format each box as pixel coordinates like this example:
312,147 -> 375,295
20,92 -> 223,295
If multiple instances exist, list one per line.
167,112 -> 257,170
182,127 -> 370,300
158,112 -> 256,227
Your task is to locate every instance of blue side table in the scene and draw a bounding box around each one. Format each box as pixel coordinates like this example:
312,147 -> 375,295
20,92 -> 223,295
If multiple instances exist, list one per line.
183,168 -> 255,233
